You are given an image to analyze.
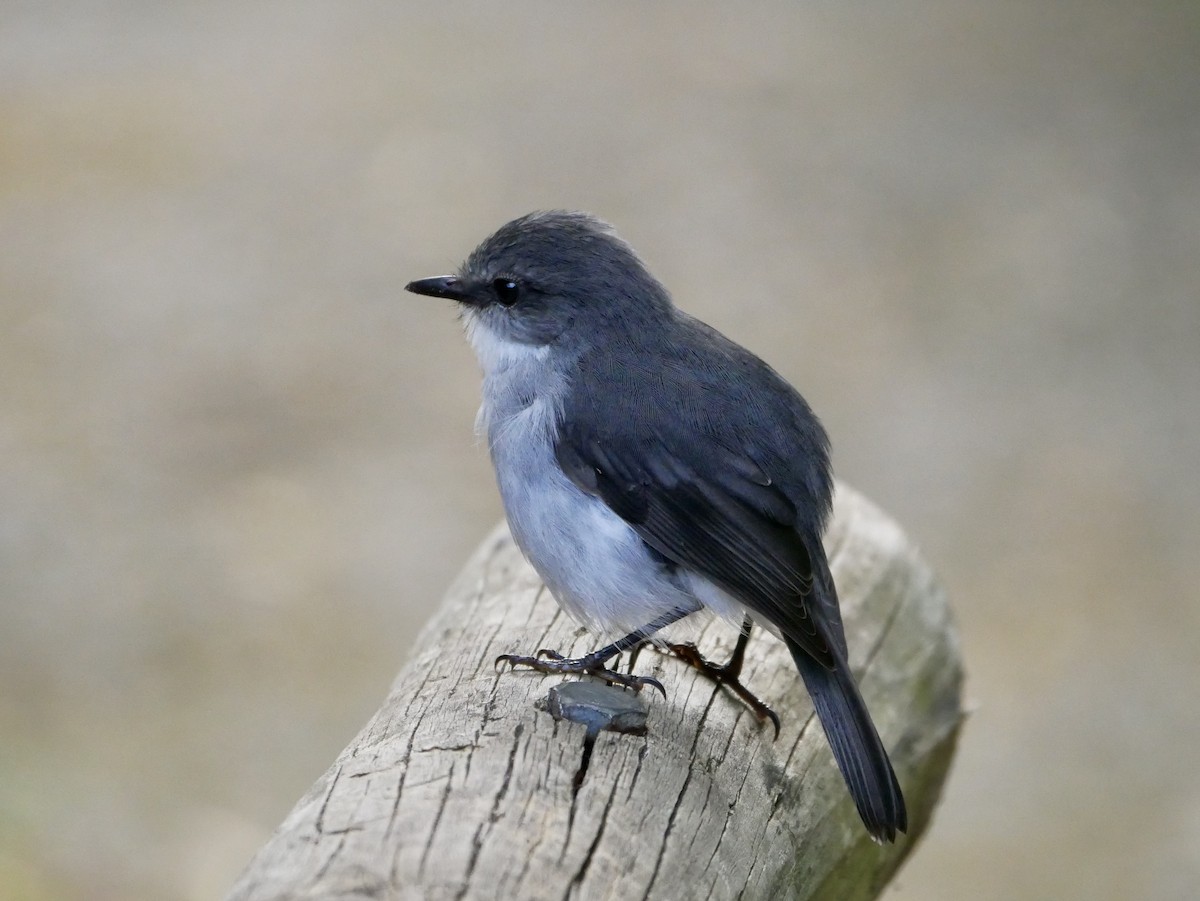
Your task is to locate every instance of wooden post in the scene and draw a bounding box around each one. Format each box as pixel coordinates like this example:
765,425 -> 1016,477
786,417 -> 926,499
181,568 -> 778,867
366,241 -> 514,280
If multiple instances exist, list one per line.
227,484 -> 963,901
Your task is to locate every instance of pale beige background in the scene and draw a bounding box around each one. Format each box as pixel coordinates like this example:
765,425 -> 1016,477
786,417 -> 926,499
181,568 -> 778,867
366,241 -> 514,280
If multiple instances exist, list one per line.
2,3 -> 1197,899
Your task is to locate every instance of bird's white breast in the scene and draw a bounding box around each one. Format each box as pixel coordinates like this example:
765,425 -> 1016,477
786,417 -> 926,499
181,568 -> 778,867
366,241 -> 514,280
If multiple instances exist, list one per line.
468,316 -> 699,638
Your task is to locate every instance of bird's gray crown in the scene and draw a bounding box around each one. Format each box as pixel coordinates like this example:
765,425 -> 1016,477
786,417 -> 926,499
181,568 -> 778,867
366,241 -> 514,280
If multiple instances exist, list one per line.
462,211 -> 639,291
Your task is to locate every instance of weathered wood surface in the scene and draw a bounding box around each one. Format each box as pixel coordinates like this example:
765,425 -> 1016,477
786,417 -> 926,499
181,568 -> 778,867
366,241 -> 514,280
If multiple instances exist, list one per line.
228,484 -> 963,901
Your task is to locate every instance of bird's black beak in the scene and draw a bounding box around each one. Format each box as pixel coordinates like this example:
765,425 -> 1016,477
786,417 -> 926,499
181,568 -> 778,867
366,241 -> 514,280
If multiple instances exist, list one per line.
404,275 -> 469,301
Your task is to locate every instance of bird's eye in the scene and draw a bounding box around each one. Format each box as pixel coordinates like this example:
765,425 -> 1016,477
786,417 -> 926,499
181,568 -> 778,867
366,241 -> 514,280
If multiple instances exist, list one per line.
492,278 -> 521,307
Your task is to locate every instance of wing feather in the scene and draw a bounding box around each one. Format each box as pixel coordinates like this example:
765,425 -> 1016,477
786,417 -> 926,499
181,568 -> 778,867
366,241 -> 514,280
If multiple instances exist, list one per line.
555,428 -> 835,667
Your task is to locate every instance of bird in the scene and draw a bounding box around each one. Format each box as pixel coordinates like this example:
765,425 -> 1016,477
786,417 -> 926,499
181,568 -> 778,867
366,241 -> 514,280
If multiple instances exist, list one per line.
405,210 -> 907,842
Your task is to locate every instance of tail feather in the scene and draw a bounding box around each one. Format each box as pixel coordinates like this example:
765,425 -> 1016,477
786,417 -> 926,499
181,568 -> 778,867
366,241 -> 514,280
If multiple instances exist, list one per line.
787,637 -> 907,842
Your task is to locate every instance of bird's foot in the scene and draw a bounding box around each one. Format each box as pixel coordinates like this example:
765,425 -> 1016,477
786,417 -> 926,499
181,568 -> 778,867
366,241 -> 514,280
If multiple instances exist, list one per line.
667,642 -> 781,738
496,648 -> 666,697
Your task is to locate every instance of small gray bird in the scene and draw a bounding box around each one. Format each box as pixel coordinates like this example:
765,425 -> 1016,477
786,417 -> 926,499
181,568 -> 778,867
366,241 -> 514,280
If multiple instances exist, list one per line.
405,211 -> 907,842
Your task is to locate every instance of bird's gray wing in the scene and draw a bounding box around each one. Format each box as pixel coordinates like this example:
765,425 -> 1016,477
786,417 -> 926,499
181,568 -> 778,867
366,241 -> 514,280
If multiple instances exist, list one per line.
554,423 -> 838,670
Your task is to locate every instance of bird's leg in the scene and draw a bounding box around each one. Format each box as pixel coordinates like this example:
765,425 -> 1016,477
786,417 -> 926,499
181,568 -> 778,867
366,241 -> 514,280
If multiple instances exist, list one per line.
667,616 -> 781,738
625,642 -> 644,675
495,607 -> 693,697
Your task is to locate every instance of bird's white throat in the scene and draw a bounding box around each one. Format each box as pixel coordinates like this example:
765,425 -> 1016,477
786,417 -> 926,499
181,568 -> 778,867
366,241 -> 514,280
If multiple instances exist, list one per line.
463,309 -> 562,450
462,310 -> 551,376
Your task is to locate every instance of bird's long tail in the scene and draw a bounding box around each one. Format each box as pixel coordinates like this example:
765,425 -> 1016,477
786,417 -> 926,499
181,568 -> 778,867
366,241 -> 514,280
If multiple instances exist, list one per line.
786,638 -> 908,842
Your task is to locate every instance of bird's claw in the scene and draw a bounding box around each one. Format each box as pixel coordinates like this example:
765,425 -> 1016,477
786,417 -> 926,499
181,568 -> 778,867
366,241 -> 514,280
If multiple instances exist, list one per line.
495,650 -> 666,698
667,642 -> 781,739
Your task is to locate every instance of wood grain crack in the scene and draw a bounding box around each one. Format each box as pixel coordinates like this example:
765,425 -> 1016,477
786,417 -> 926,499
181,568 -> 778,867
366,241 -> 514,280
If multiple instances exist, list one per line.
562,763 -> 623,900
642,688 -> 720,899
455,723 -> 524,899
416,761 -> 455,878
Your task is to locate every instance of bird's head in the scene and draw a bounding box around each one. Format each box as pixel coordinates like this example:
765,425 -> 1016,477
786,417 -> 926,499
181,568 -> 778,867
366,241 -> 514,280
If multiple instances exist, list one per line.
405,211 -> 673,369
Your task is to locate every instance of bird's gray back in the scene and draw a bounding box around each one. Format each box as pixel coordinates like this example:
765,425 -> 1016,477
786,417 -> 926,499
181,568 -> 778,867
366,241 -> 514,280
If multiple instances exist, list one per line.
568,309 -> 833,536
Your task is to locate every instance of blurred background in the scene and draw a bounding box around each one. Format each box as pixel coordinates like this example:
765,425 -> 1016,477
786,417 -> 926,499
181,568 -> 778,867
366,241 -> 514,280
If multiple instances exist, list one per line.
2,2 -> 1197,898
